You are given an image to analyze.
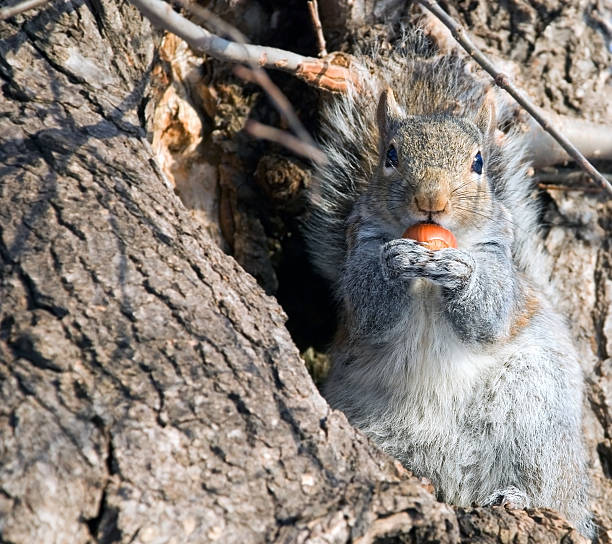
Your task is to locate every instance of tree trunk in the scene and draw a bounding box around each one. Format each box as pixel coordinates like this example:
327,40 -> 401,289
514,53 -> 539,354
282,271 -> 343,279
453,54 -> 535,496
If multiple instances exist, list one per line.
0,0 -> 609,543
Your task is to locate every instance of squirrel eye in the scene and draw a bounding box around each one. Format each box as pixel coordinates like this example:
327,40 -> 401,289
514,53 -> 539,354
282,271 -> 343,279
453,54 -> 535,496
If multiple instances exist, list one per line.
471,151 -> 483,175
385,145 -> 398,168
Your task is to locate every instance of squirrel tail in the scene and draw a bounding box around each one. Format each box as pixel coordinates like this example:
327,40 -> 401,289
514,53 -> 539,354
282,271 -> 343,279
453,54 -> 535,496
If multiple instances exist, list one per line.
305,79 -> 379,284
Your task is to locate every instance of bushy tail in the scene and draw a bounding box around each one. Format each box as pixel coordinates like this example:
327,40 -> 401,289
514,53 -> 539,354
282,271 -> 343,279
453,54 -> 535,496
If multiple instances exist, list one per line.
305,80 -> 379,284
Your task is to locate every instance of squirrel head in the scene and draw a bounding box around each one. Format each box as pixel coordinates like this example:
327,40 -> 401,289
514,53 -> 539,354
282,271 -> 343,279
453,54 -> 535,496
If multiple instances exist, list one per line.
369,87 -> 497,238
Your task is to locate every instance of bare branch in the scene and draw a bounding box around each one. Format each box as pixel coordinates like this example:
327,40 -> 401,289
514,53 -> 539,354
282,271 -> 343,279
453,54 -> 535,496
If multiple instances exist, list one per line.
0,0 -> 52,20
130,0 -> 306,70
535,168 -> 612,188
129,0 -> 359,93
294,52 -> 363,93
526,114 -> 612,167
417,0 -> 612,196
245,120 -> 327,164
308,0 -> 328,57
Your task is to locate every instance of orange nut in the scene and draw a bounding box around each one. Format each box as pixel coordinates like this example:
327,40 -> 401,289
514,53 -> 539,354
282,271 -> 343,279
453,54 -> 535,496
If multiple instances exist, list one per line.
402,223 -> 457,251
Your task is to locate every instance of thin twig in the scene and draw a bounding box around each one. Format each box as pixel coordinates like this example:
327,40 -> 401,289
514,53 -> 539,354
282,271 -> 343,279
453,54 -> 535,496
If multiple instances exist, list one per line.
0,0 -> 51,20
537,184 -> 602,193
245,120 -> 326,164
307,0 -> 327,57
233,65 -> 315,146
417,0 -> 612,197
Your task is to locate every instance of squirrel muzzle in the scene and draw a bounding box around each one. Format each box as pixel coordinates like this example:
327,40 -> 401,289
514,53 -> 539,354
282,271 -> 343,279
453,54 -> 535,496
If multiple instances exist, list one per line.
414,173 -> 451,215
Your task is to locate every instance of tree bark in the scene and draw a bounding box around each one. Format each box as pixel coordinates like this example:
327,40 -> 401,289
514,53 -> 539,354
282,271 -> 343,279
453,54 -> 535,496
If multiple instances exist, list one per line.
0,0 -> 608,543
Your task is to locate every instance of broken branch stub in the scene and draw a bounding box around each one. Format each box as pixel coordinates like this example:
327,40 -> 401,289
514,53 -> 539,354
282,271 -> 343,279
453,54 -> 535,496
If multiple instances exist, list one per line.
296,52 -> 363,93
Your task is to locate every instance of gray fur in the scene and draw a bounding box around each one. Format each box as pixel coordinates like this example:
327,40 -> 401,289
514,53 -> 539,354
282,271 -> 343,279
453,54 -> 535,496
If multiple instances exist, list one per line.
306,34 -> 594,538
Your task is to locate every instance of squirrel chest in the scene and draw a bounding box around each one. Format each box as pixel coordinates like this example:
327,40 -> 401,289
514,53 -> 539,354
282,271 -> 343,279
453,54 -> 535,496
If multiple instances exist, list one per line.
354,278 -> 497,435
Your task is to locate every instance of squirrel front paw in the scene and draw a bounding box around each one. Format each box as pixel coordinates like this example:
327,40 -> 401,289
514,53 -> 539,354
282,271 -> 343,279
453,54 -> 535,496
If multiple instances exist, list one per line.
422,247 -> 475,290
380,239 -> 432,282
381,240 -> 474,289
483,486 -> 530,509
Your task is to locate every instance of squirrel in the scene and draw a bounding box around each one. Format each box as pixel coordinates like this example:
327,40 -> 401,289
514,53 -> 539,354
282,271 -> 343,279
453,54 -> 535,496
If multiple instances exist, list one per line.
305,33 -> 594,538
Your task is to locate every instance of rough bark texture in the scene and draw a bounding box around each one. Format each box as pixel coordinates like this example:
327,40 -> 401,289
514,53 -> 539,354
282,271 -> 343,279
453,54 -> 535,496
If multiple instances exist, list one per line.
0,1 -> 609,543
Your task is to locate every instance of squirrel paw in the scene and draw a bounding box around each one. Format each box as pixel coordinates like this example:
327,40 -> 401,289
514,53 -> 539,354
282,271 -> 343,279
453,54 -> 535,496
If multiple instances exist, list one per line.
380,239 -> 432,282
483,486 -> 530,509
421,248 -> 475,290
380,240 -> 474,289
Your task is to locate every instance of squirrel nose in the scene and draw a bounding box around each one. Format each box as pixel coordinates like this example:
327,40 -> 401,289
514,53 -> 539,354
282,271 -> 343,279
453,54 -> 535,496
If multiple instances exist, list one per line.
415,193 -> 448,214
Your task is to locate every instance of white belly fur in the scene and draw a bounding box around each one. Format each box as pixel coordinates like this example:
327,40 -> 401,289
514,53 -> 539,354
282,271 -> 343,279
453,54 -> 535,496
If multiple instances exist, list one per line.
355,279 -> 497,443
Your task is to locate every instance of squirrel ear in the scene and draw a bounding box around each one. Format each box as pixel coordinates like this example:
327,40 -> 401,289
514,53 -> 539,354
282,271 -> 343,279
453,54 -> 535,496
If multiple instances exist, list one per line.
475,89 -> 496,136
377,87 -> 405,141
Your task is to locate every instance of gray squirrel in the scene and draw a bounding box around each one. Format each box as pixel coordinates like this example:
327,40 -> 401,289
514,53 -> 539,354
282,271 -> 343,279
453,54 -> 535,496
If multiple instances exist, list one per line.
305,35 -> 594,537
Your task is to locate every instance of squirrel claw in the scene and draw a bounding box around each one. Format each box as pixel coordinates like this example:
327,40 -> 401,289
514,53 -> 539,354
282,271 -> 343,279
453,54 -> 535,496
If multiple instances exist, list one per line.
484,486 -> 529,509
